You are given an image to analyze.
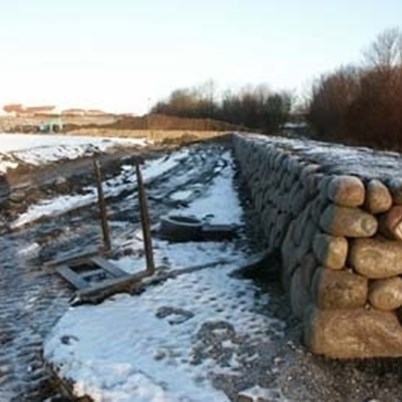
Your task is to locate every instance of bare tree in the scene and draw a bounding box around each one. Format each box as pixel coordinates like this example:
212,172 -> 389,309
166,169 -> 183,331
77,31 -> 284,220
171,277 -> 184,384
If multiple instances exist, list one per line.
308,28 -> 402,149
151,82 -> 291,133
364,27 -> 402,71
307,65 -> 360,138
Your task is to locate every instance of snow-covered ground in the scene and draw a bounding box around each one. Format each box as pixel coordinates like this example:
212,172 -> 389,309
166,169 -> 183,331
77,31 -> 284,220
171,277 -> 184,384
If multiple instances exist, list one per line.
170,151 -> 243,225
45,247 -> 274,402
43,147 -> 286,401
0,133 -> 148,173
8,138 -> 398,402
10,147 -> 191,229
11,147 -> 241,232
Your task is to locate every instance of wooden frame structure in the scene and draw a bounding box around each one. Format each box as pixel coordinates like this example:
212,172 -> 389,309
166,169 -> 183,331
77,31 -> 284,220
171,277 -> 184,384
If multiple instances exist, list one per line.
46,160 -> 155,304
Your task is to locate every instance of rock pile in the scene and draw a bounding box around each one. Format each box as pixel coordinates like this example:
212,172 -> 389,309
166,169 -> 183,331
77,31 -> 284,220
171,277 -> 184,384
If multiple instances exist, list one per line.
233,133 -> 402,358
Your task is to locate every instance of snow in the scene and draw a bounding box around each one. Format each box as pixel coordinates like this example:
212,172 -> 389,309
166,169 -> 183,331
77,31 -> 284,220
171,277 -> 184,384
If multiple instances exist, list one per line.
172,151 -> 243,225
238,385 -> 289,401
142,148 -> 190,183
242,132 -> 402,181
282,122 -> 307,129
44,244 -> 282,402
15,241 -> 40,258
169,189 -> 193,201
0,133 -> 146,153
10,147 -> 193,229
11,191 -> 97,229
42,147 -> 285,401
0,133 -> 148,173
110,237 -> 241,275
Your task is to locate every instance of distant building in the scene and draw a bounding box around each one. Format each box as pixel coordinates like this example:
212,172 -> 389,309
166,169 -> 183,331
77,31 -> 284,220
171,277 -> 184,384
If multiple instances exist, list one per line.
38,118 -> 64,133
3,104 -> 24,116
87,109 -> 108,116
2,104 -> 56,117
61,109 -> 86,116
61,108 -> 109,116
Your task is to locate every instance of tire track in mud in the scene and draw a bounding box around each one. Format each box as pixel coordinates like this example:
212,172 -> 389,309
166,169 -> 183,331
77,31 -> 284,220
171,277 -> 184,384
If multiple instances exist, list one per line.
0,143 -> 229,401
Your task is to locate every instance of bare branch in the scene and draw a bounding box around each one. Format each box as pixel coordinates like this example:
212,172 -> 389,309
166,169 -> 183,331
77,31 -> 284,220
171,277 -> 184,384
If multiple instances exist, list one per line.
364,27 -> 402,70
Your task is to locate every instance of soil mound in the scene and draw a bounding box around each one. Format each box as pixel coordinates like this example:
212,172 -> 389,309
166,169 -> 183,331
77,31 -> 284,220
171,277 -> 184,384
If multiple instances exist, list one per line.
84,114 -> 246,132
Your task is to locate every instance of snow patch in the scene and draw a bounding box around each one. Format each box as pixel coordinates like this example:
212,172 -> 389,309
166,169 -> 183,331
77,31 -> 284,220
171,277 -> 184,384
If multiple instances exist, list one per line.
0,133 -> 147,153
16,242 -> 40,258
9,147 -> 195,228
45,245 -> 282,401
110,237 -> 242,275
41,144 -> 285,401
142,148 -> 190,183
173,151 -> 243,225
0,133 -> 148,173
238,385 -> 289,401
11,191 -> 97,229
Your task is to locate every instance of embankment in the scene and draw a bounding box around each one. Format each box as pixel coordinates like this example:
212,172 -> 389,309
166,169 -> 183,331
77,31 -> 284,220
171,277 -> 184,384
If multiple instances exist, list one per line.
233,133 -> 402,358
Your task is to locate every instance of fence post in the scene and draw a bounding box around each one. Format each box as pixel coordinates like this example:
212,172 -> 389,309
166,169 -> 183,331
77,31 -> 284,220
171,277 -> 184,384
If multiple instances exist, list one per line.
94,158 -> 112,252
135,163 -> 155,275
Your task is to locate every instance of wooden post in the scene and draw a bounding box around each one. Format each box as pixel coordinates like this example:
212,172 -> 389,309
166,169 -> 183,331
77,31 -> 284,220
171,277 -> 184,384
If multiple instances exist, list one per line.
94,159 -> 112,252
135,163 -> 155,275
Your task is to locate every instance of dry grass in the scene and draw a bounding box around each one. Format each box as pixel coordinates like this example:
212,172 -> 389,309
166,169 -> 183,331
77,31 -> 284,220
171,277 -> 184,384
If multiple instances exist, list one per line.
65,128 -> 232,144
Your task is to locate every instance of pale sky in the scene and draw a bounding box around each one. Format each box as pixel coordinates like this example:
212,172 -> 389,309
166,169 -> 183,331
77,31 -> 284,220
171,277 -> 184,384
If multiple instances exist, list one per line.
0,0 -> 401,114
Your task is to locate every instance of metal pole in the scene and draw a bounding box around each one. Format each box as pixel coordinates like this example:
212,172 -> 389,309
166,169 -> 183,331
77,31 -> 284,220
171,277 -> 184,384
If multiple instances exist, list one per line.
94,158 -> 112,252
135,163 -> 155,275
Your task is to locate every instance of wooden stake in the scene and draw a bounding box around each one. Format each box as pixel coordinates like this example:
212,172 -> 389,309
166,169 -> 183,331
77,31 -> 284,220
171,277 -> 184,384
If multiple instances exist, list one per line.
94,159 -> 112,252
135,163 -> 155,274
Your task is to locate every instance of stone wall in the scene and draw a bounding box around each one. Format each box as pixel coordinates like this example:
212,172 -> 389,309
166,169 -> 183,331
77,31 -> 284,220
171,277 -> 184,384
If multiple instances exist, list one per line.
233,133 -> 402,358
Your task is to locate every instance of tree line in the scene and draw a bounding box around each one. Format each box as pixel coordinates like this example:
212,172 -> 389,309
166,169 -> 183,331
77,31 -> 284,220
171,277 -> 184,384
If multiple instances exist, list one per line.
151,82 -> 292,133
150,27 -> 402,150
307,28 -> 402,150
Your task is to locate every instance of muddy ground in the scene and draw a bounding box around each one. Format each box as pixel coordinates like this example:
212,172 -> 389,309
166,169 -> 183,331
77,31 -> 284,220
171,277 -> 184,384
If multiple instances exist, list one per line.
1,140 -> 402,401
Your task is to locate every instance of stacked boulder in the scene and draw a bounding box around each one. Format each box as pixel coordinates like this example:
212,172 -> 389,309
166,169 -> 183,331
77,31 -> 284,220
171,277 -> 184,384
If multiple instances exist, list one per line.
233,133 -> 402,358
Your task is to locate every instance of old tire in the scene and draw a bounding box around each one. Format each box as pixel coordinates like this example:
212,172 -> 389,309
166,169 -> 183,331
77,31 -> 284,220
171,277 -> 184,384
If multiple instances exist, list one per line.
160,215 -> 203,241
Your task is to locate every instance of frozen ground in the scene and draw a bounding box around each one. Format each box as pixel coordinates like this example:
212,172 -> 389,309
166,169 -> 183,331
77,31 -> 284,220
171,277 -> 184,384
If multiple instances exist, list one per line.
44,249 -> 281,402
10,147 -> 191,229
0,133 -> 148,173
43,156 -> 279,401
2,138 -> 260,402
3,136 -> 402,402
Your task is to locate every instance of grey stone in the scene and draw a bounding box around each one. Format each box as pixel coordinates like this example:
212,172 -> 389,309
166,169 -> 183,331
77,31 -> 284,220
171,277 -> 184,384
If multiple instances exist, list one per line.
388,178 -> 402,205
290,258 -> 316,318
